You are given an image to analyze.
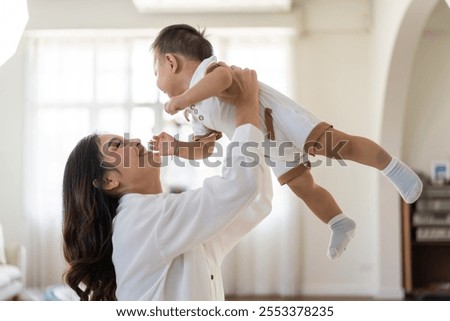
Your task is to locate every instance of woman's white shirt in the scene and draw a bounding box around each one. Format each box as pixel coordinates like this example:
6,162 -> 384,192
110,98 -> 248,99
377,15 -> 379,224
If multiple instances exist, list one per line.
112,124 -> 272,300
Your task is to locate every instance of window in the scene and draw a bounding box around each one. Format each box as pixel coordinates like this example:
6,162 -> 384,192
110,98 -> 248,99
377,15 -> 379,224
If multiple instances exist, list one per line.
24,28 -> 294,221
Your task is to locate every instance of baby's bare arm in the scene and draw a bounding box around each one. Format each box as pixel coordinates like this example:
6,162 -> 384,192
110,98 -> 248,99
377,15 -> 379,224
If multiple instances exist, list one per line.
186,65 -> 233,104
151,132 -> 216,160
177,138 -> 216,160
165,65 -> 233,114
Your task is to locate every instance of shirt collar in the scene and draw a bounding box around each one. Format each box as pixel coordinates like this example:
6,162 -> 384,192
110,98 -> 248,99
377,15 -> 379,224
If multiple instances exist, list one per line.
189,56 -> 218,88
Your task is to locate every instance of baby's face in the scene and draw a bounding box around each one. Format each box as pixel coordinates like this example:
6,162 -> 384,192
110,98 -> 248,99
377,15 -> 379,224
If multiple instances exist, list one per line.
153,51 -> 180,98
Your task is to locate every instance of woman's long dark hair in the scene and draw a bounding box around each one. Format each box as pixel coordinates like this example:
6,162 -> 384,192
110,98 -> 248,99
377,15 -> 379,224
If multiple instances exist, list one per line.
62,134 -> 118,300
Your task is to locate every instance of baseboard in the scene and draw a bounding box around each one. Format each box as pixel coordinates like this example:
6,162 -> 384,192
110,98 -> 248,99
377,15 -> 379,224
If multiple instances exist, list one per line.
226,283 -> 378,301
373,287 -> 404,300
298,283 -> 376,298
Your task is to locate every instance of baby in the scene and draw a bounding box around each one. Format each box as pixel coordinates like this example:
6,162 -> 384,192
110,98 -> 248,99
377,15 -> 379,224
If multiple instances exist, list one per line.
150,24 -> 423,259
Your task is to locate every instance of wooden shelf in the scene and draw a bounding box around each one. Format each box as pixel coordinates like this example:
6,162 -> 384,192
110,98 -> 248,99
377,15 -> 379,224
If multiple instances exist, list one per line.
412,241 -> 450,246
402,186 -> 450,298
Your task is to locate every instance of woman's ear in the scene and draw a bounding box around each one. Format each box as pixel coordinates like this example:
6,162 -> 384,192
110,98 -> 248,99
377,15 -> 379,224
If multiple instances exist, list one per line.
165,53 -> 179,73
92,172 -> 120,191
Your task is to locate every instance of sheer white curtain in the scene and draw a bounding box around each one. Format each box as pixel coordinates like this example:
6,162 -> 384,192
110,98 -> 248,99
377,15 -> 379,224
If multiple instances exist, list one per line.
213,30 -> 305,296
23,33 -> 163,287
24,29 -> 304,296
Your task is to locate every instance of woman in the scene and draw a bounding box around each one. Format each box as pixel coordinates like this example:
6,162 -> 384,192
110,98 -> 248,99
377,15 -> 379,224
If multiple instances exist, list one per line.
62,65 -> 273,300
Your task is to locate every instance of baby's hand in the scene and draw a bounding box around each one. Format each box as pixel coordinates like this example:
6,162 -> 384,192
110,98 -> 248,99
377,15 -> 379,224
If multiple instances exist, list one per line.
164,95 -> 187,115
150,132 -> 178,156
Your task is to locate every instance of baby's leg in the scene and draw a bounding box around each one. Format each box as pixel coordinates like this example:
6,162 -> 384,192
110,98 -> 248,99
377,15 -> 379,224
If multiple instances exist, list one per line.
283,166 -> 356,259
312,128 -> 422,203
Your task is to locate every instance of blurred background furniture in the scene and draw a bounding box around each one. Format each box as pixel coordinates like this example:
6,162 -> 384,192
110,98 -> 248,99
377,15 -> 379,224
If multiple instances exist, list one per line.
0,223 -> 26,300
402,184 -> 450,300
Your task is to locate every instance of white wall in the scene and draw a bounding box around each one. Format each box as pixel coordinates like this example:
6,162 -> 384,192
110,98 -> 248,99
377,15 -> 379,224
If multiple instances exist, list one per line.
403,1 -> 450,173
369,0 -> 414,299
0,45 -> 27,249
1,0 -> 444,298
372,0 -> 439,298
294,32 -> 376,296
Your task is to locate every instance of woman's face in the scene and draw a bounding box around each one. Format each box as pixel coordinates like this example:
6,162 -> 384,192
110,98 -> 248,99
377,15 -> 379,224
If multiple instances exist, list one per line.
98,134 -> 162,195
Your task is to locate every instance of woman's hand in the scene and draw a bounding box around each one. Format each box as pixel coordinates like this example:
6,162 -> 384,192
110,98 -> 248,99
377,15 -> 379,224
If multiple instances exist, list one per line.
150,132 -> 178,156
217,62 -> 259,108
218,63 -> 260,128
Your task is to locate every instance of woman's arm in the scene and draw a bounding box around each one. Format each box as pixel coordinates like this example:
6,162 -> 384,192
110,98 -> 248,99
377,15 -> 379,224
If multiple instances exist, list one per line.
157,125 -> 268,261
156,67 -> 272,261
165,65 -> 233,115
204,168 -> 273,263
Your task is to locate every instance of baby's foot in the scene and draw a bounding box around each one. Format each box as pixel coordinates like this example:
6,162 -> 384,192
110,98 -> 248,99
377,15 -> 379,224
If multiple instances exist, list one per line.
327,214 -> 356,260
381,157 -> 423,204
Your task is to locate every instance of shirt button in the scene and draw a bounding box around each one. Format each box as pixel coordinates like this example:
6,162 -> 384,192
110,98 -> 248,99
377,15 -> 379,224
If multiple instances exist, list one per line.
211,275 -> 214,280
190,105 -> 195,109
194,109 -> 198,114
199,115 -> 204,121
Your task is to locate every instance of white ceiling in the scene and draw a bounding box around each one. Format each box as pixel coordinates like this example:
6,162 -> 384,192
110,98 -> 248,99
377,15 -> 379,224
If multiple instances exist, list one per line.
132,0 -> 292,13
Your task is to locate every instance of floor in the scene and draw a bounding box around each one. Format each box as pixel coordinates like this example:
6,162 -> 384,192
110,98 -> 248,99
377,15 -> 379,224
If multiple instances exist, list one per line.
17,289 -> 375,301
226,295 -> 375,301
18,285 -> 79,301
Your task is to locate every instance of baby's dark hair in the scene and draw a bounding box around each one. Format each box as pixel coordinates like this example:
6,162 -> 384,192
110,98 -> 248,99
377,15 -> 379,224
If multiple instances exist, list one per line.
151,24 -> 213,61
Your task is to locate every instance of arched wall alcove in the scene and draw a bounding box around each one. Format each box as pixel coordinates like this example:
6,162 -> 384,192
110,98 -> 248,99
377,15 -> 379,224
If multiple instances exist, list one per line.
376,0 -> 439,298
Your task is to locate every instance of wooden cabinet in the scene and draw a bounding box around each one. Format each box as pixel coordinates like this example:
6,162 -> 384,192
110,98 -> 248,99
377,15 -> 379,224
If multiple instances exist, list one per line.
401,185 -> 450,299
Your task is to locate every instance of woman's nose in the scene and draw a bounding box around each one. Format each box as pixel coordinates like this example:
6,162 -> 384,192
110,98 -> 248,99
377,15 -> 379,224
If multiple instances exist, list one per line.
130,139 -> 146,153
129,138 -> 141,145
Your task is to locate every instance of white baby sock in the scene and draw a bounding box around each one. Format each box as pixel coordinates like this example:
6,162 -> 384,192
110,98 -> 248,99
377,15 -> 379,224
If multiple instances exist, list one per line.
327,214 -> 356,260
381,157 -> 423,204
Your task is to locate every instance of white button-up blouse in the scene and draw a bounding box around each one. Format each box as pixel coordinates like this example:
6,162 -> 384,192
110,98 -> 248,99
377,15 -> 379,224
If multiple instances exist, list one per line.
112,124 -> 273,300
